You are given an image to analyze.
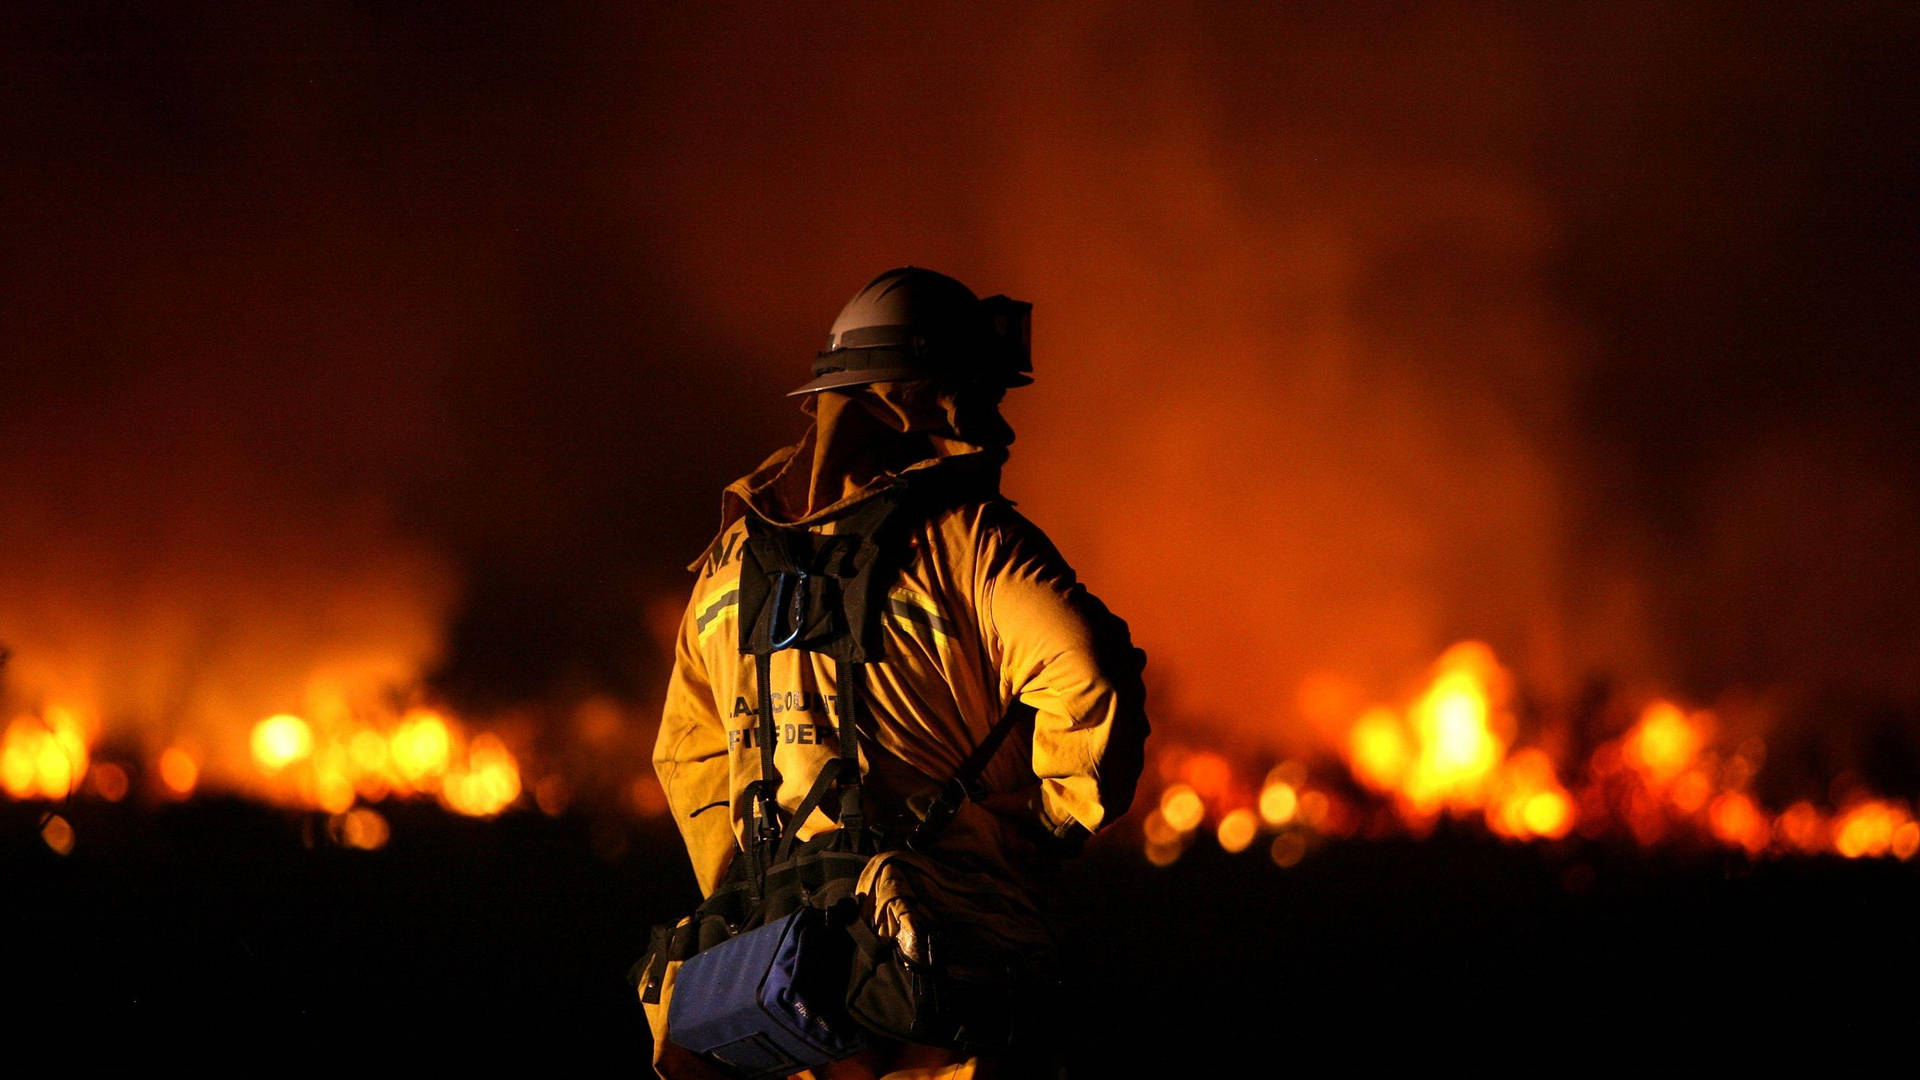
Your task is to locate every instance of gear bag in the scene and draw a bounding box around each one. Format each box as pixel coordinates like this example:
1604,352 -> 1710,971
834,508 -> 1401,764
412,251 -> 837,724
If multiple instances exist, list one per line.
633,485 -> 1029,1074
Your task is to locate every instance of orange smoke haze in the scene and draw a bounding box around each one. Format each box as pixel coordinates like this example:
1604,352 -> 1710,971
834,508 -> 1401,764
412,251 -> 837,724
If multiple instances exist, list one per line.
4,4 -> 1918,832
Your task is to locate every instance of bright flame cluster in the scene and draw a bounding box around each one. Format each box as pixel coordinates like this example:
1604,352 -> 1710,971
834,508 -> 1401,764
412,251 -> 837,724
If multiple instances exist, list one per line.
1141,753 -> 1337,869
1345,642 -> 1573,840
8,638 -> 1918,871
240,707 -> 522,818
2,706 -> 93,802
1141,640 -> 1920,868
2,695 -> 526,856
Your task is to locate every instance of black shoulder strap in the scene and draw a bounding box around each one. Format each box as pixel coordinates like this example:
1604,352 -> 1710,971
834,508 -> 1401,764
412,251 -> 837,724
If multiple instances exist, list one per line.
734,487 -> 915,891
737,488 -> 907,663
907,699 -> 1037,852
773,657 -> 867,866
734,487 -> 1027,867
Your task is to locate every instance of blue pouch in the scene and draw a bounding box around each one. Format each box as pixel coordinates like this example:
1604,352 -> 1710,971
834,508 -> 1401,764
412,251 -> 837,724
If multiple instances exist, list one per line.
668,905 -> 869,1078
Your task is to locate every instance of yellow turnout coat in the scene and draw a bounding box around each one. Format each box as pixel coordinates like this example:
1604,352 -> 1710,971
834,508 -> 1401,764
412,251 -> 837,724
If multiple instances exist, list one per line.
646,386 -> 1148,1076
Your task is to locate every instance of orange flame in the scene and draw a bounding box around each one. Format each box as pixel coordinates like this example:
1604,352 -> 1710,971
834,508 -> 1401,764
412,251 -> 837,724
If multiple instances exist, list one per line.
2,706 -> 92,801
1138,640 -> 1917,868
1,632 -> 1913,869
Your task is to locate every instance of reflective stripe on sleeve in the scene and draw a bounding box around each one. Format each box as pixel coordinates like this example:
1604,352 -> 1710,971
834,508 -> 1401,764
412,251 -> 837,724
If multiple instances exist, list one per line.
887,588 -> 956,643
694,588 -> 739,642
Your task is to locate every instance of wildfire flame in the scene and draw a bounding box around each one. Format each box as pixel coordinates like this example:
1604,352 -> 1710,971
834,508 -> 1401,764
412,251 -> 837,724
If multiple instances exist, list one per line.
1137,640 -> 1917,868
5,678 -> 527,857
3,634 -> 1915,868
2,705 -> 91,803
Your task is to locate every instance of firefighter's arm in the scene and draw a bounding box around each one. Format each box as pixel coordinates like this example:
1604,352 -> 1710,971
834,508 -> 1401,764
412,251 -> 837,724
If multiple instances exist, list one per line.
652,584 -> 736,897
979,508 -> 1149,842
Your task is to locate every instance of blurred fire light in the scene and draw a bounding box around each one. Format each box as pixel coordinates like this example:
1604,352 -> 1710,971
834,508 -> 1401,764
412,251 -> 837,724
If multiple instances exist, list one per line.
1831,800 -> 1917,860
2,635 -> 1917,869
251,714 -> 313,770
1216,808 -> 1258,854
3,707 -> 91,800
40,812 -> 75,856
392,710 -> 453,783
330,807 -> 391,851
441,732 -> 522,817
1269,831 -> 1308,868
158,746 -> 199,796
1135,640 -> 1918,868
1159,784 -> 1205,833
1348,707 -> 1410,793
1258,775 -> 1298,826
1708,792 -> 1768,855
1623,702 -> 1707,784
89,761 -> 129,803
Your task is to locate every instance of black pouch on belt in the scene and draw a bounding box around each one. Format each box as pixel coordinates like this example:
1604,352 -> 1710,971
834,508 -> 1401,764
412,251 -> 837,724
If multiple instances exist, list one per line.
844,919 -> 1030,1054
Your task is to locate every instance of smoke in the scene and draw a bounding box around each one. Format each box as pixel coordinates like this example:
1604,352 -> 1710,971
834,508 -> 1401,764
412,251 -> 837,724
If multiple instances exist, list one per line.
970,6 -> 1580,748
0,219 -> 457,776
3,3 -> 1916,777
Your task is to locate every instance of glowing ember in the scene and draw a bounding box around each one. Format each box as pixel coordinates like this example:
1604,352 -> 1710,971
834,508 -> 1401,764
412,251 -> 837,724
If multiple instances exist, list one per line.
1831,801 -> 1916,860
1179,752 -> 1233,801
158,746 -> 199,796
1487,748 -> 1576,841
0,633 -> 1913,867
251,714 -> 314,770
1159,784 -> 1205,833
1774,801 -> 1825,853
40,813 -> 75,855
440,732 -> 522,817
2,707 -> 91,800
1269,832 -> 1307,868
1258,775 -> 1298,826
1708,792 -> 1768,855
1131,641 -> 1917,866
1216,808 -> 1258,854
89,761 -> 129,803
1141,810 -> 1181,847
1623,702 -> 1706,784
330,807 -> 391,851
392,710 -> 453,784
1404,642 -> 1510,814
1348,707 -> 1411,793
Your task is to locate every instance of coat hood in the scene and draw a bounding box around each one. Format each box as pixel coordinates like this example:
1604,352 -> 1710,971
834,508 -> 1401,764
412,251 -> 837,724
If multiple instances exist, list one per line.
692,378 -> 1013,569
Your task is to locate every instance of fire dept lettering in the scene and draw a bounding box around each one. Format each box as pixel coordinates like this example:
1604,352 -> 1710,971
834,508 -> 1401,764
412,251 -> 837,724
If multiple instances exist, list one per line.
727,689 -> 842,751
728,723 -> 835,750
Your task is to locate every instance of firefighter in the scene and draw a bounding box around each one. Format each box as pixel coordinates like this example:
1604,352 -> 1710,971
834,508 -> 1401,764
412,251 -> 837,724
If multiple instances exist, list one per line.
645,267 -> 1149,1079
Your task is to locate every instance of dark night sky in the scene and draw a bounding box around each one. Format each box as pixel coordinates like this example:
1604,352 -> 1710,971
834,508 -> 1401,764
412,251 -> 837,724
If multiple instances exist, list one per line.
3,3 -> 1917,765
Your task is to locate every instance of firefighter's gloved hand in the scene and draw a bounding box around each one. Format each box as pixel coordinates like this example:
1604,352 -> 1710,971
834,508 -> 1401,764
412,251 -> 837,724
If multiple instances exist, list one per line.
865,861 -> 930,964
894,907 -> 929,967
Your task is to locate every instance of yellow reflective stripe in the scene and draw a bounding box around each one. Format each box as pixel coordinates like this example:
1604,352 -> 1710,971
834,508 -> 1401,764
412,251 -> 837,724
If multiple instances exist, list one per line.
887,588 -> 956,642
694,587 -> 738,642
700,585 -> 949,645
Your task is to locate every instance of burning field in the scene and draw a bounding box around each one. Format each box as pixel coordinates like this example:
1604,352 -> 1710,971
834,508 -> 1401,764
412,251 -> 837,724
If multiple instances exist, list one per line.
6,0 -> 1920,1053
9,636 -> 1918,869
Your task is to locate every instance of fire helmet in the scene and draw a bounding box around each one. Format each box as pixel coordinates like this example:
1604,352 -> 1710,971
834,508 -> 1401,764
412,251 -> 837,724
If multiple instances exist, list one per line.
788,267 -> 1033,397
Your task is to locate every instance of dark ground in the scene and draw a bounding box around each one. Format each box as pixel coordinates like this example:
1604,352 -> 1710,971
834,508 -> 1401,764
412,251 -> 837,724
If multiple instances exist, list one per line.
9,799 -> 1913,1067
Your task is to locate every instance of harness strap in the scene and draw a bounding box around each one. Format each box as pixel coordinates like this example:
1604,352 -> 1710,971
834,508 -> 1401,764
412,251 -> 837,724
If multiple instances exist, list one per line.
774,757 -> 849,865
908,700 -> 1036,852
746,648 -> 783,904
835,657 -> 866,836
772,652 -> 871,865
